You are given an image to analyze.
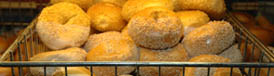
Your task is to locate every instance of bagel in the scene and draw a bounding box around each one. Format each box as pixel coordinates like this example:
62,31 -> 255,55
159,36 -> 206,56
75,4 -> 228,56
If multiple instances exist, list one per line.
128,7 -> 183,49
53,67 -> 92,76
87,2 -> 126,32
178,0 -> 226,19
30,47 -> 87,76
86,34 -> 138,76
183,21 -> 235,57
93,0 -> 127,7
36,2 -> 91,50
50,0 -> 93,10
185,55 -> 231,76
84,31 -> 130,52
122,0 -> 174,21
139,43 -> 189,76
176,10 -> 210,36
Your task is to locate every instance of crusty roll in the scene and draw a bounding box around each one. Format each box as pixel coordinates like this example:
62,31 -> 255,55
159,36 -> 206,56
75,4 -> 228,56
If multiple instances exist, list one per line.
30,47 -> 87,76
87,2 -> 126,32
93,0 -> 127,7
218,44 -> 243,63
122,0 -> 174,21
36,2 -> 91,50
128,7 -> 183,49
53,67 -> 92,76
84,31 -> 131,52
86,33 -> 138,76
139,43 -> 189,76
183,21 -> 235,57
178,0 -> 226,19
185,55 -> 231,76
50,0 -> 93,10
176,10 -> 210,36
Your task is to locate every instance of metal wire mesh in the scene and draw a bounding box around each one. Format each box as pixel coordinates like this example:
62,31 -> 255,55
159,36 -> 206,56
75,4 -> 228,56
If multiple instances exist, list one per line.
0,0 -> 273,76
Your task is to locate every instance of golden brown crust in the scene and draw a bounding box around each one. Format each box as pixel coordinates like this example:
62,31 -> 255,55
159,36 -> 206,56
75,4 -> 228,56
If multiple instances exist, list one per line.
185,55 -> 231,76
93,0 -> 127,7
86,33 -> 138,76
84,31 -> 131,52
30,47 -> 87,76
122,0 -> 174,21
139,43 -> 189,76
128,7 -> 183,49
87,2 -> 126,32
172,0 -> 181,11
213,68 -> 242,76
50,0 -> 93,10
53,67 -> 92,76
183,21 -> 235,57
37,2 -> 91,50
176,10 -> 210,36
178,0 -> 226,19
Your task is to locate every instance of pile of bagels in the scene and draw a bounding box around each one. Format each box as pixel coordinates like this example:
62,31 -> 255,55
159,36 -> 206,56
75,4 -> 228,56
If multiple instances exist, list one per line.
7,0 -> 271,76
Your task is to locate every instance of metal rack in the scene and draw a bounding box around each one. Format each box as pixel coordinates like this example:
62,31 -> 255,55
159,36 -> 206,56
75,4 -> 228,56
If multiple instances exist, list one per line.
0,0 -> 274,76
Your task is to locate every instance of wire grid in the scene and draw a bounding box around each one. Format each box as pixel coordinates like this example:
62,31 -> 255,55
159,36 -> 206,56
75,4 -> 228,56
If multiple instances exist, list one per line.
0,0 -> 273,76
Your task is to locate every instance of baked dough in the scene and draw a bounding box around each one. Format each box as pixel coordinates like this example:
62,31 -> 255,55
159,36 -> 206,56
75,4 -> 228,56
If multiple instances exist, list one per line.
185,55 -> 230,76
84,31 -> 130,52
122,0 -> 174,21
128,7 -> 183,49
93,0 -> 127,7
36,2 -> 91,50
178,0 -> 226,19
87,2 -> 126,32
176,10 -> 210,36
86,33 -> 138,76
139,43 -> 189,76
183,21 -> 235,57
50,0 -> 93,10
30,47 -> 87,76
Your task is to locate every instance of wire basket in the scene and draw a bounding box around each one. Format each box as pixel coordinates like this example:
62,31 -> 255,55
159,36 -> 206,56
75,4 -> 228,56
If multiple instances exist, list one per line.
0,0 -> 274,76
